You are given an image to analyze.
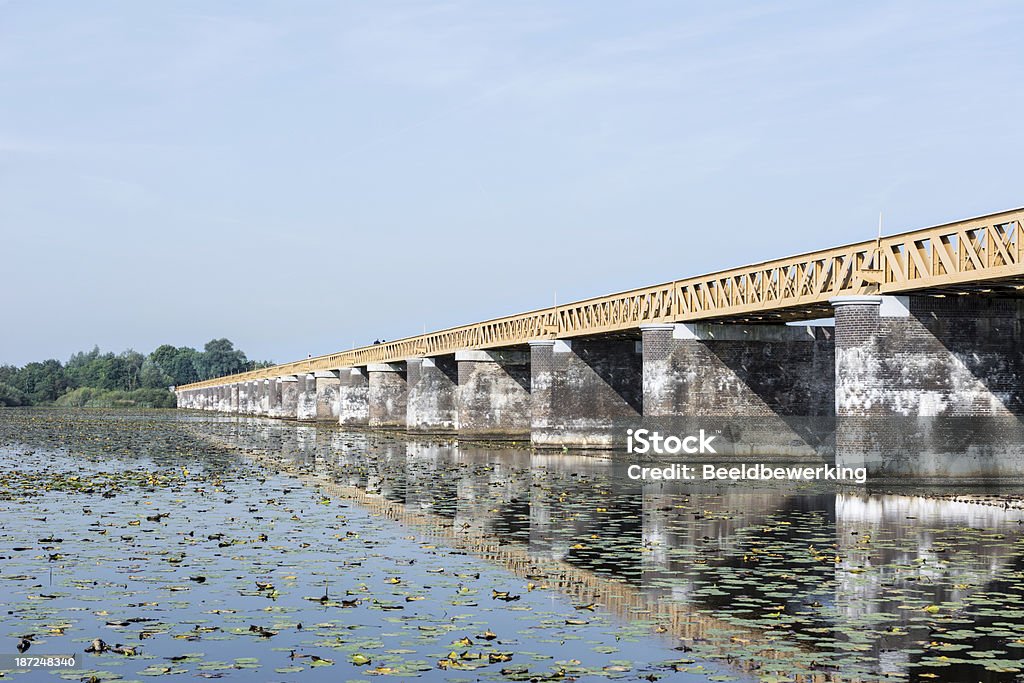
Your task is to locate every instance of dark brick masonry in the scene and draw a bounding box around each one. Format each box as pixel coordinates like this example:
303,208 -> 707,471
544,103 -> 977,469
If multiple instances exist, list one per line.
456,351 -> 531,441
367,364 -> 408,429
280,376 -> 300,419
407,356 -> 458,432
835,295 -> 1024,478
531,338 -> 642,449
337,368 -> 369,426
641,324 -> 835,458
315,374 -> 341,421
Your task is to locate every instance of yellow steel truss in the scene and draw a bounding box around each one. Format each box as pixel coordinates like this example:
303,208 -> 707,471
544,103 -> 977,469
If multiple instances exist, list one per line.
179,207 -> 1024,390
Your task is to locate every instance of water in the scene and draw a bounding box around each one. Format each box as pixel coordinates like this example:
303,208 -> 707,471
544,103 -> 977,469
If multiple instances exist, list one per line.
2,409 -> 1024,682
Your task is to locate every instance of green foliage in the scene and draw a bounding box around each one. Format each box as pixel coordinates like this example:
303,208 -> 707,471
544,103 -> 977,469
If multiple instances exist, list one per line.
54,387 -> 177,409
140,358 -> 173,390
65,347 -> 148,392
195,338 -> 249,380
53,387 -> 104,407
0,382 -> 29,407
2,338 -> 267,408
149,344 -> 200,386
13,359 -> 72,403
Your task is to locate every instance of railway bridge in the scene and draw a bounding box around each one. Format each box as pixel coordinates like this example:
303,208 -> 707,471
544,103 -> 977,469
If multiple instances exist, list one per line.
176,207 -> 1024,479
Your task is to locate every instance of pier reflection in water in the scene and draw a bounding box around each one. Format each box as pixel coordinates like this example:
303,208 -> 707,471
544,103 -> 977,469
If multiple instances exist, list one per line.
200,418 -> 1024,682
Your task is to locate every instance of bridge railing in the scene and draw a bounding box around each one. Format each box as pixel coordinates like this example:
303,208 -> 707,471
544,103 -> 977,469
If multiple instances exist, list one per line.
177,207 -> 1024,391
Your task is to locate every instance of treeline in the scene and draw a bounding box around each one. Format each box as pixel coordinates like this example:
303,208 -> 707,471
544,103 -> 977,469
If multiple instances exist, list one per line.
0,339 -> 272,408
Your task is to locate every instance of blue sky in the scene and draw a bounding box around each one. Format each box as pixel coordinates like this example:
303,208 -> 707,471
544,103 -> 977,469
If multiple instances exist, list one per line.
2,1 -> 1022,366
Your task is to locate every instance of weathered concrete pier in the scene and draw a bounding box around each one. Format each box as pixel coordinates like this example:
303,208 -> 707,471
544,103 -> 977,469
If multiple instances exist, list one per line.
176,208 -> 1024,479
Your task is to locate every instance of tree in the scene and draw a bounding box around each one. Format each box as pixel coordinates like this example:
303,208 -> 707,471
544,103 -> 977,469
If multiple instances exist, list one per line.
0,382 -> 28,407
149,345 -> 200,386
196,339 -> 249,380
0,340 -> 269,406
0,365 -> 18,387
66,346 -> 103,388
66,346 -> 129,390
140,358 -> 173,389
14,359 -> 71,403
118,350 -> 146,391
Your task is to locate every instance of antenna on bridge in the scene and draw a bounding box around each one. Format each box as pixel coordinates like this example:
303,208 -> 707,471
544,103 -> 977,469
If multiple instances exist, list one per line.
858,211 -> 886,286
875,211 -> 884,269
541,290 -> 560,336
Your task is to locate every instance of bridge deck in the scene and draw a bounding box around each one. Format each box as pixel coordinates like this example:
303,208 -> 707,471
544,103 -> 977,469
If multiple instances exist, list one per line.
179,207 -> 1024,390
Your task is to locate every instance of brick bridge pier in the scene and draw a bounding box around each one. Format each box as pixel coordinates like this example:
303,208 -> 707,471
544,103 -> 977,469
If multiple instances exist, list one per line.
176,209 -> 1024,480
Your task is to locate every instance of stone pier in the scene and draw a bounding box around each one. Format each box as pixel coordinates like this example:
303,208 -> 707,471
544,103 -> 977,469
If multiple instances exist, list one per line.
175,298 -> 1024,477
530,338 -> 642,448
259,379 -> 271,415
367,363 -> 407,429
279,375 -> 300,419
296,373 -> 317,421
338,368 -> 369,426
833,294 -> 1024,478
455,350 -> 531,441
315,371 -> 341,421
640,322 -> 835,458
252,380 -> 265,415
237,383 -> 249,414
265,377 -> 283,418
251,382 -> 261,414
407,356 -> 458,432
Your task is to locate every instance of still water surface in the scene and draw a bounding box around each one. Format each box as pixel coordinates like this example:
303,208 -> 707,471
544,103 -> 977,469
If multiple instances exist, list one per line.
2,409 -> 1024,682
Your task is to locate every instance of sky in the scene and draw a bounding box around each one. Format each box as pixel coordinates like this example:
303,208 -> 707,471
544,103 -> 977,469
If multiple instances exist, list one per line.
2,1 -> 1023,366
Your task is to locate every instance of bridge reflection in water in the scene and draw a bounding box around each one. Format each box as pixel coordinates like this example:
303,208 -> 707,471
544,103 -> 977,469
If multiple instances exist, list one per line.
195,418 -> 1024,683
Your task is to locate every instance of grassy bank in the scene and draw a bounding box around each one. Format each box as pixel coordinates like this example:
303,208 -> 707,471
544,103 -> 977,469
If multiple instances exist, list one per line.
53,387 -> 176,409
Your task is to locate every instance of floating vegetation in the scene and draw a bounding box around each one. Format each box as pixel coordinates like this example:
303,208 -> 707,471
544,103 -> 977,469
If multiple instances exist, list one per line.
3,408 -> 1024,681
0,409 -> 718,681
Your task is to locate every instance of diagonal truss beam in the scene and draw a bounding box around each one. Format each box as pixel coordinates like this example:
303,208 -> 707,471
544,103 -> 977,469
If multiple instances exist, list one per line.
180,207 -> 1024,390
